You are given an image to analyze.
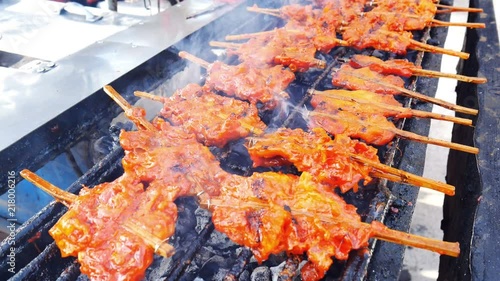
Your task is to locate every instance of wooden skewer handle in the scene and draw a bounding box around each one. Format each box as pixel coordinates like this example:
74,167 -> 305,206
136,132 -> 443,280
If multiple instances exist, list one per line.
410,40 -> 470,60
225,29 -> 278,41
393,128 -> 479,154
134,91 -> 165,102
376,80 -> 478,116
371,221 -> 460,257
20,169 -> 77,205
209,41 -> 241,49
409,108 -> 472,126
246,6 -> 281,17
431,19 -> 486,29
436,4 -> 483,13
178,51 -> 210,69
103,86 -> 157,132
349,155 -> 455,195
412,68 -> 487,84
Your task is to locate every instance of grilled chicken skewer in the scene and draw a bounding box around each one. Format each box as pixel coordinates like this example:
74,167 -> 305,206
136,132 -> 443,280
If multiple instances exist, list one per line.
20,169 -> 176,279
209,37 -> 327,72
246,128 -> 456,195
311,89 -> 473,126
369,1 -> 484,13
176,53 -> 474,127
137,83 -> 266,147
177,51 -> 294,110
205,171 -> 459,281
22,85 -> 461,281
137,88 -> 457,193
309,109 -> 478,154
360,11 -> 485,29
247,4 -> 470,59
332,65 -> 478,115
348,54 -> 487,84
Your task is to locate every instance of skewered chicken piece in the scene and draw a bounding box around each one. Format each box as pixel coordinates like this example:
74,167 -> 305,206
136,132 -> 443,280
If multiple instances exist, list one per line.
247,2 -> 363,28
136,83 -> 266,147
246,127 -> 455,195
245,4 -> 362,53
25,86 -> 239,281
20,170 -> 174,281
210,28 -> 326,72
22,85 -> 461,281
225,25 -> 349,55
349,54 -> 487,83
248,4 -> 471,59
361,10 -> 485,31
311,89 -> 473,126
208,171 -> 459,281
177,51 -> 294,110
332,65 -> 478,115
309,99 -> 479,154
341,16 -> 470,59
364,0 -> 485,31
369,0 -> 484,14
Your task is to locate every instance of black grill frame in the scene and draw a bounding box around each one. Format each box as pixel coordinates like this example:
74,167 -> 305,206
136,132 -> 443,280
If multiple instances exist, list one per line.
0,0 -> 474,280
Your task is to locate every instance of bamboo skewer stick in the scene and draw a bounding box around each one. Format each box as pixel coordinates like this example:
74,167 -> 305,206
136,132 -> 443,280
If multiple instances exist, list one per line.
411,68 -> 487,84
409,39 -> 469,59
309,111 -> 478,154
312,90 -> 473,126
352,157 -> 455,195
204,198 -> 459,257
394,128 -> 478,154
337,69 -> 478,115
430,19 -> 485,28
122,220 -> 175,257
135,91 -> 165,102
372,223 -> 460,257
246,6 -> 281,17
225,29 -> 294,41
225,29 -> 350,46
209,41 -> 242,49
103,85 -> 156,132
20,169 -> 76,207
20,169 -> 175,258
435,4 -> 483,13
178,51 -> 210,68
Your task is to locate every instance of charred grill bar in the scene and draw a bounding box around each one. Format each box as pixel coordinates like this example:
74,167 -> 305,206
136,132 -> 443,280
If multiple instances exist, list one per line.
0,0 -> 497,280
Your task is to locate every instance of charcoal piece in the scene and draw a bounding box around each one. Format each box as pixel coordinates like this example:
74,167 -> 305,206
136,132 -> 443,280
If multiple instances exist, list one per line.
197,255 -> 230,279
426,38 -> 440,46
239,270 -> 251,281
251,266 -> 272,281
211,139 -> 253,176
